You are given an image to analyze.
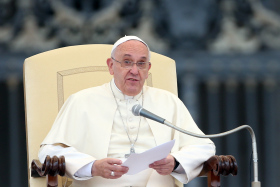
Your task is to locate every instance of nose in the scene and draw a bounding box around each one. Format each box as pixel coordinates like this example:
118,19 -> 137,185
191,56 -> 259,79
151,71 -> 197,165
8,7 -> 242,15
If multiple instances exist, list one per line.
129,63 -> 139,75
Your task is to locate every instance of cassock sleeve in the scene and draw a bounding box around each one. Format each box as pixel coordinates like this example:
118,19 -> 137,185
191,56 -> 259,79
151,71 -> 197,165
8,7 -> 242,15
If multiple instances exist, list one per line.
170,100 -> 216,183
171,144 -> 215,183
38,144 -> 95,180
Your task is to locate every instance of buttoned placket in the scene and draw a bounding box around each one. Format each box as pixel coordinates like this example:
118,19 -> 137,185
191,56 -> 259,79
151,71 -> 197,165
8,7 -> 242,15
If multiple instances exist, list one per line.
126,98 -> 141,138
110,79 -> 145,157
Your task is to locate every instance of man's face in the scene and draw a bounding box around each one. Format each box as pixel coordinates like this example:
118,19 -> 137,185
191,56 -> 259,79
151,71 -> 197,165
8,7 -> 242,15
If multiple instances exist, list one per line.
107,40 -> 151,96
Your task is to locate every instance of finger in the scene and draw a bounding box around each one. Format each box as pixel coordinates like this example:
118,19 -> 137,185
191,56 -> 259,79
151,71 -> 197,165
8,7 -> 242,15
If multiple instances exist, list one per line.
107,170 -> 122,179
149,162 -> 174,175
155,167 -> 174,175
107,165 -> 129,179
149,161 -> 169,168
150,165 -> 164,169
110,170 -> 127,178
150,164 -> 171,170
107,167 -> 128,179
152,158 -> 167,165
155,167 -> 170,172
107,158 -> 123,165
152,155 -> 175,168
110,165 -> 129,173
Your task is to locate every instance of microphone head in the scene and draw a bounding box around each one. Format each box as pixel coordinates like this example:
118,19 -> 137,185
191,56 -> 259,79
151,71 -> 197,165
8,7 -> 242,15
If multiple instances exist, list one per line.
132,104 -> 142,116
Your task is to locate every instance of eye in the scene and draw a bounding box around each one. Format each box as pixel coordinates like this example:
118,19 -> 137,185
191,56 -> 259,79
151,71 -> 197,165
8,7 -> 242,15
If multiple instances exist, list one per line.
123,60 -> 132,65
137,62 -> 146,68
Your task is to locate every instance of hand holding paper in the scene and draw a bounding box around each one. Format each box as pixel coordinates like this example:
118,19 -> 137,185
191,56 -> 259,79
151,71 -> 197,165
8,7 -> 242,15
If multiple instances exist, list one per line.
122,139 -> 175,175
148,154 -> 175,175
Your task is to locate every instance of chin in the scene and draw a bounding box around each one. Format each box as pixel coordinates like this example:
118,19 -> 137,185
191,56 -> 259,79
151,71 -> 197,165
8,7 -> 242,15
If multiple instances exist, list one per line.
125,89 -> 141,96
123,83 -> 143,95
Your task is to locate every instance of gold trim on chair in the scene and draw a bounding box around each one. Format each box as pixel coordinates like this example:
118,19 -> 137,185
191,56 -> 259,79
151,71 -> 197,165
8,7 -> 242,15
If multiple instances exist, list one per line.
57,66 -> 109,110
57,66 -> 153,110
147,72 -> 153,87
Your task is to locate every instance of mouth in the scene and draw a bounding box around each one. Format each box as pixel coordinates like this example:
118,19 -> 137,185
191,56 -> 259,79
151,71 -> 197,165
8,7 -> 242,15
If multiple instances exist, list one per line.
127,78 -> 139,81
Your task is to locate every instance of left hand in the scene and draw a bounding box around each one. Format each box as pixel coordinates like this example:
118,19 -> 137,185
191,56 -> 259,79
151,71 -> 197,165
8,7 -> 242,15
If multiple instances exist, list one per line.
149,154 -> 175,175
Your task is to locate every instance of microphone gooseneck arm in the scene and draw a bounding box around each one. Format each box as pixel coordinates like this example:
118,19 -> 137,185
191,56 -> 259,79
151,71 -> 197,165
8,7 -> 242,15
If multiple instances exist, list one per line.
163,120 -> 259,184
132,104 -> 261,187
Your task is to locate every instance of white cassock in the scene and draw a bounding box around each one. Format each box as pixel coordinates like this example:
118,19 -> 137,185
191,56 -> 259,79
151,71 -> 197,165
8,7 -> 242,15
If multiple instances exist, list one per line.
39,79 -> 215,187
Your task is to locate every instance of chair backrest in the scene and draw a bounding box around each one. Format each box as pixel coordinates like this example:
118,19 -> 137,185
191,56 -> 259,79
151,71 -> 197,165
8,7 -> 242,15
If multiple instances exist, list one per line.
24,44 -> 178,186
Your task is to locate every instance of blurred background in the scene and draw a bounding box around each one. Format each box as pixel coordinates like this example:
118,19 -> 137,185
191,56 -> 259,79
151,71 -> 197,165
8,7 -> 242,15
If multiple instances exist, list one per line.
0,0 -> 280,186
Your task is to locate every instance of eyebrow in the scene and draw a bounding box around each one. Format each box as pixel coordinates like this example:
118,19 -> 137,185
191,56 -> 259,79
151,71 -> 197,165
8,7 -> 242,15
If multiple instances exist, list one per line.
123,54 -> 147,60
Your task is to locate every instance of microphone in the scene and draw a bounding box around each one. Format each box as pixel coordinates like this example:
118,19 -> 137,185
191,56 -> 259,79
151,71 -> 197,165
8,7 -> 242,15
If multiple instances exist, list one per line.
132,104 -> 165,124
132,104 -> 261,187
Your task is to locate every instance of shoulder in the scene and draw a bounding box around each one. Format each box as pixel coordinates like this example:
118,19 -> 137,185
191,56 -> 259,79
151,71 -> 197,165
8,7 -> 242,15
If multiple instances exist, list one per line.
144,86 -> 184,107
145,86 -> 179,99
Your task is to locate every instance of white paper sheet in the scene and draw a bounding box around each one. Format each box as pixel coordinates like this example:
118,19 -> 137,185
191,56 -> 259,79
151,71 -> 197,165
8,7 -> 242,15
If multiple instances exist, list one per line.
122,139 -> 175,175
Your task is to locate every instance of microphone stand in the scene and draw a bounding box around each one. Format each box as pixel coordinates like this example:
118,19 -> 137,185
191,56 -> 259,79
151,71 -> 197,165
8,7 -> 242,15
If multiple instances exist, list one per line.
162,120 -> 261,187
132,104 -> 261,187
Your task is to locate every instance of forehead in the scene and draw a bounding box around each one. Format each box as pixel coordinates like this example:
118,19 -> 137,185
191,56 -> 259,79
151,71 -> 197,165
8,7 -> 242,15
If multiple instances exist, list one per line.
114,40 -> 149,59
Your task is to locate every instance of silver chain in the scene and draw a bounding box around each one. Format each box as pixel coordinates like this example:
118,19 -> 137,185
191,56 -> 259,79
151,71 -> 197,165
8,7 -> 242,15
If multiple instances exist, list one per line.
110,81 -> 143,155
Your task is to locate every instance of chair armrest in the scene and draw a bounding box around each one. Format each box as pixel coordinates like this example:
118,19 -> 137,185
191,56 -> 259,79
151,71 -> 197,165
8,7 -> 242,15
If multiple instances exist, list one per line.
199,155 -> 238,187
31,155 -> 66,177
31,155 -> 66,187
200,155 -> 238,176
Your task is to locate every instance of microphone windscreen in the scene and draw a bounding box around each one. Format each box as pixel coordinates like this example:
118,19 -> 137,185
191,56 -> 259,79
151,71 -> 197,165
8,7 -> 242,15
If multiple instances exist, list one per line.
132,104 -> 142,116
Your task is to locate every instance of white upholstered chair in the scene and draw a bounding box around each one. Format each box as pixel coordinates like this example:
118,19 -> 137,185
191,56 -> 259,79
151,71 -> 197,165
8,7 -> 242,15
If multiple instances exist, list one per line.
24,44 -> 237,187
24,44 -> 181,187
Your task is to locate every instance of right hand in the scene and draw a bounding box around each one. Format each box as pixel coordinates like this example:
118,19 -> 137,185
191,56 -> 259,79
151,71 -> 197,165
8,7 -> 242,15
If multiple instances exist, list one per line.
91,158 -> 129,179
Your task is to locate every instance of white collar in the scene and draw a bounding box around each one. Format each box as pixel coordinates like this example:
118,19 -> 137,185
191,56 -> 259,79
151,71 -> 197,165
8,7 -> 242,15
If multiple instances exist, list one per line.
111,79 -> 142,101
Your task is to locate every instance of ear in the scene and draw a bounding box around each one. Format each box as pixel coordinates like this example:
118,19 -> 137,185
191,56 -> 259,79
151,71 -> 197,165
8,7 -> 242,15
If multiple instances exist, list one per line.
145,62 -> 151,79
107,58 -> 114,75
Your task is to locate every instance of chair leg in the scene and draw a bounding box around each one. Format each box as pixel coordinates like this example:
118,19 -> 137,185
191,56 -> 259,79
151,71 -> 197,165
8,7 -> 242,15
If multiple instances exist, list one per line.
47,175 -> 58,187
208,171 -> 220,187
